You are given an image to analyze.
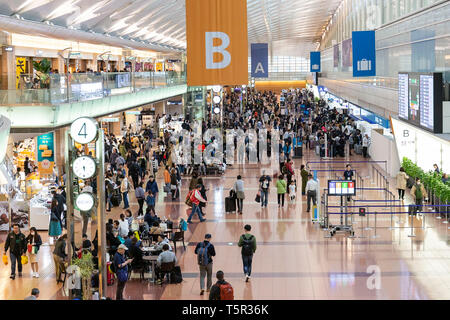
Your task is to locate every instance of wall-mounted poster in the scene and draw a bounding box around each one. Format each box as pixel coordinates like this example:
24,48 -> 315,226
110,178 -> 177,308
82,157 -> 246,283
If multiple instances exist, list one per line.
10,200 -> 29,230
0,202 -> 9,231
37,132 -> 55,175
333,44 -> 340,68
342,39 -> 352,68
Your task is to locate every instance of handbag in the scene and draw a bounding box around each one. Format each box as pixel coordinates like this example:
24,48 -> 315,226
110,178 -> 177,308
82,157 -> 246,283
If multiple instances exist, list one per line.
50,211 -> 59,222
2,254 -> 8,265
21,255 -> 28,265
117,268 -> 128,282
27,244 -> 32,253
255,192 -> 261,203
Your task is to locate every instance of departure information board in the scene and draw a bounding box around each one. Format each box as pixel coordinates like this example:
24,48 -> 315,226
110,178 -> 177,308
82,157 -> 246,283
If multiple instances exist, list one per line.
398,73 -> 409,120
328,180 -> 356,196
419,74 -> 434,131
397,72 -> 443,133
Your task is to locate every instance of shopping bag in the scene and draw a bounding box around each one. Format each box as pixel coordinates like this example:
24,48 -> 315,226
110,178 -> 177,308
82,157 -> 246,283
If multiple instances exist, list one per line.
27,244 -> 32,253
255,192 -> 261,203
21,255 -> 28,265
2,254 -> 8,265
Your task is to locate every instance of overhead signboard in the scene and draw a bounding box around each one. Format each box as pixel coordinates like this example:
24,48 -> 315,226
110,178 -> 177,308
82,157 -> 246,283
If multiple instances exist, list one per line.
186,0 -> 248,86
352,31 -> 376,77
328,180 -> 356,196
37,132 -> 55,175
251,43 -> 269,78
310,52 -> 321,72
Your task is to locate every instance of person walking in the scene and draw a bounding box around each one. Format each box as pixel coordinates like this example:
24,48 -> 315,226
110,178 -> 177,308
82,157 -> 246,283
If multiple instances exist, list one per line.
300,165 -> 309,196
411,177 -> 427,214
258,172 -> 271,208
396,167 -> 409,201
305,174 -> 319,213
53,234 -> 67,283
238,225 -> 257,282
26,227 -> 42,278
145,175 -> 159,200
4,224 -> 27,280
194,234 -> 216,296
164,166 -> 171,195
233,175 -> 245,214
48,199 -> 62,241
276,174 -> 287,208
135,182 -> 145,216
209,271 -> 234,300
187,185 -> 207,224
114,244 -> 133,300
120,174 -> 130,210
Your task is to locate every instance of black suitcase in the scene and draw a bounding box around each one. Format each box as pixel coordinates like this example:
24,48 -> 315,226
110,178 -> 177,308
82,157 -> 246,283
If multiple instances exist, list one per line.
225,197 -> 236,213
293,146 -> 302,158
111,193 -> 122,207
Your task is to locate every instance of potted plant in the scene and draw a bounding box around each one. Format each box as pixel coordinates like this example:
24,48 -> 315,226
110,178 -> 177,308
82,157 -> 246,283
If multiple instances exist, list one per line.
72,251 -> 96,300
32,58 -> 51,88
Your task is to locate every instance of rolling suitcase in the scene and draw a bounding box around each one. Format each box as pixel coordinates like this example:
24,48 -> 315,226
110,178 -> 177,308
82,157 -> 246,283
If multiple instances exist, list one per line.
170,266 -> 183,284
293,147 -> 302,158
225,197 -> 236,213
111,193 -> 122,207
355,144 -> 362,155
315,145 -> 320,156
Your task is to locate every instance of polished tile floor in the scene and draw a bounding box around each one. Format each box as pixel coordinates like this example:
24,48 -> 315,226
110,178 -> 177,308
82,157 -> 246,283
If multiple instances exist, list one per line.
2,147 -> 450,300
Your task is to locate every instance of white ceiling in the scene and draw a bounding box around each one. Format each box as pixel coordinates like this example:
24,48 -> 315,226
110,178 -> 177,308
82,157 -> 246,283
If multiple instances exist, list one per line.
0,0 -> 342,57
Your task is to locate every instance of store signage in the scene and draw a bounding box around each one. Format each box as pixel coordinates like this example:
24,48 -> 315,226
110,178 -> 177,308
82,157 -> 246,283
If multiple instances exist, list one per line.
15,57 -> 26,89
37,132 -> 55,175
126,111 -> 141,115
251,43 -> 268,78
352,31 -> 376,77
186,0 -> 248,86
310,52 -> 321,72
101,118 -> 119,122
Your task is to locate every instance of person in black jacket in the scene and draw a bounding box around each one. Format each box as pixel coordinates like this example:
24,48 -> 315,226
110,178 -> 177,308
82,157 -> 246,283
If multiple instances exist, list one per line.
53,234 -> 67,283
209,271 -> 233,300
4,224 -> 27,280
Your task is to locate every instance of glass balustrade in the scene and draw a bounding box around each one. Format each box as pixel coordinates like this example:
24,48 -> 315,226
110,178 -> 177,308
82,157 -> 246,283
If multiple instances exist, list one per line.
0,71 -> 187,105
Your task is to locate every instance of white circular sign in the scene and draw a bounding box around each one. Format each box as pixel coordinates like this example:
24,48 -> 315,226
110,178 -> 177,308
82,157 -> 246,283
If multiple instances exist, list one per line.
212,85 -> 221,93
213,107 -> 221,114
41,159 -> 51,169
212,95 -> 221,105
75,193 -> 95,212
70,117 -> 98,144
72,156 -> 97,179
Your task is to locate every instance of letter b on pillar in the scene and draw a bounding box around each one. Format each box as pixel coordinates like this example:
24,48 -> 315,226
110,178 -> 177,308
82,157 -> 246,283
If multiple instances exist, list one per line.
205,32 -> 231,70
186,0 -> 248,86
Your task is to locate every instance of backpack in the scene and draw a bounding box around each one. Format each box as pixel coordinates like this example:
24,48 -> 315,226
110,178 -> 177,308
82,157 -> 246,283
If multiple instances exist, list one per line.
241,235 -> 254,256
197,242 -> 211,266
414,184 -> 423,200
110,260 -> 116,273
179,219 -> 188,232
170,266 -> 183,284
219,282 -> 234,300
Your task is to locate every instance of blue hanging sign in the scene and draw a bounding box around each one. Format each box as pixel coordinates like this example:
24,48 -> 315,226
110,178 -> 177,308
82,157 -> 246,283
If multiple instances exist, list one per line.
352,31 -> 376,77
251,43 -> 269,78
310,52 -> 321,72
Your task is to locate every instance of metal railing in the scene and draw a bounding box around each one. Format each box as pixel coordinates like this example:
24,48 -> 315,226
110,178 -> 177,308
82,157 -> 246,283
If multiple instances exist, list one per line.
0,71 -> 186,106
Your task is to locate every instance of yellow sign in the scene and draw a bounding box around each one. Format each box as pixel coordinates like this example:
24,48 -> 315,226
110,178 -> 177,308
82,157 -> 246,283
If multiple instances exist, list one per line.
16,57 -> 26,89
156,62 -> 163,72
186,0 -> 248,86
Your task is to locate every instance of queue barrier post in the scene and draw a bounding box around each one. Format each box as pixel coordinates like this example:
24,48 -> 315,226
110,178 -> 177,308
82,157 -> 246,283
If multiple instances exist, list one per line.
443,201 -> 449,225
365,206 -> 372,231
372,212 -> 380,239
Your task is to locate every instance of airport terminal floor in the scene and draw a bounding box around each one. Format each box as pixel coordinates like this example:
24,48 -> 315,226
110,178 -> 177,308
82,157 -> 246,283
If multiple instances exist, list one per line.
2,147 -> 450,300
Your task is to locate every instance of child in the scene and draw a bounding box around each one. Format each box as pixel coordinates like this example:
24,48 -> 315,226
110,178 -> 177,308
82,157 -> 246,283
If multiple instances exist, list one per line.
146,192 -> 156,215
289,180 -> 297,202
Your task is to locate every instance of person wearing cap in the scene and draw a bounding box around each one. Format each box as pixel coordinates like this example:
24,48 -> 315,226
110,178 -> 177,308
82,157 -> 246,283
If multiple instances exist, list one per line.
114,244 -> 133,300
24,288 -> 39,300
194,234 -> 216,295
187,184 -> 207,224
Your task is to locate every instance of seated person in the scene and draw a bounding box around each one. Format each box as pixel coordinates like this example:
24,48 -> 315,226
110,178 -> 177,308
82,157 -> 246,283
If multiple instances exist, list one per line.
155,244 -> 177,284
82,234 -> 92,251
154,234 -> 172,252
144,209 -> 159,228
106,230 -> 121,256
128,238 -> 144,269
124,231 -> 135,250
149,221 -> 162,235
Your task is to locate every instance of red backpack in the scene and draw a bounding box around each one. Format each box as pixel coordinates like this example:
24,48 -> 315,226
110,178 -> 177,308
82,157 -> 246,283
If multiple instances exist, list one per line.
219,282 -> 234,300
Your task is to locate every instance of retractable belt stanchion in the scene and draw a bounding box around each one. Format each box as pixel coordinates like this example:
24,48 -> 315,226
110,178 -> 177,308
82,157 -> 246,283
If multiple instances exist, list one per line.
408,206 -> 416,237
443,201 -> 449,225
365,206 -> 371,231
372,212 -> 379,239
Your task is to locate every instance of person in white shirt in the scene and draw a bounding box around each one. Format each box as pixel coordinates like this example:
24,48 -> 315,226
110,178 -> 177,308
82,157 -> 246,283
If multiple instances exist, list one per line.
362,134 -> 371,158
289,180 -> 297,202
118,213 -> 129,238
305,175 -> 319,213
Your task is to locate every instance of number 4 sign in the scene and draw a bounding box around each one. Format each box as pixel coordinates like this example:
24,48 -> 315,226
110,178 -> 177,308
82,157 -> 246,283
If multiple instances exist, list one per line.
70,117 -> 98,144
